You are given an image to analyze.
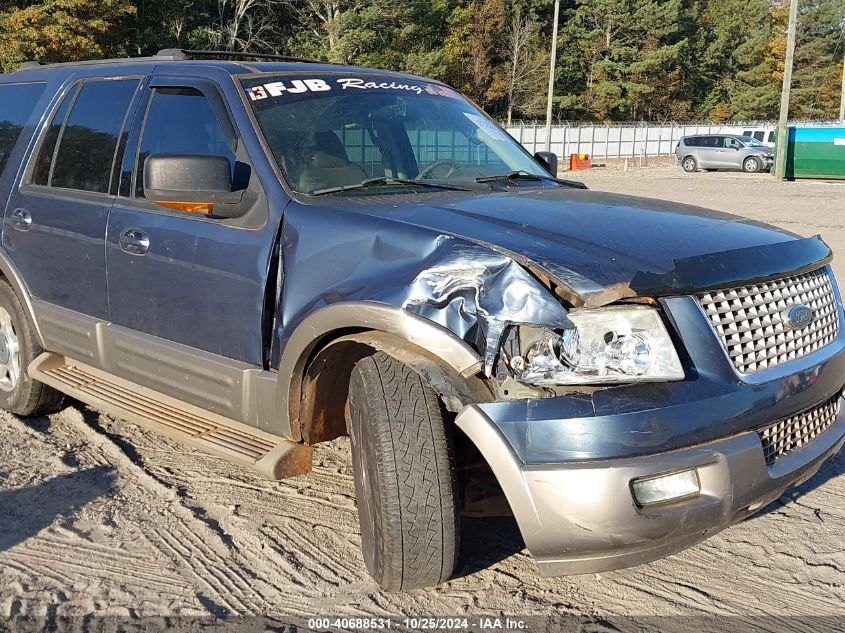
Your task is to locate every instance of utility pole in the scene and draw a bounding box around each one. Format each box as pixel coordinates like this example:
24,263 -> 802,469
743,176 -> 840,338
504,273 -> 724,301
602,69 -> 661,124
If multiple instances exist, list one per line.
839,46 -> 844,121
774,0 -> 800,180
544,0 -> 560,152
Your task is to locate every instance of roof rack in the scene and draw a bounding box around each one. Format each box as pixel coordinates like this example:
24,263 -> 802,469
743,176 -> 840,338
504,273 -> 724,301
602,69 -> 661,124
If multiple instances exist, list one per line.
157,49 -> 324,64
16,50 -> 186,72
13,48 -> 320,73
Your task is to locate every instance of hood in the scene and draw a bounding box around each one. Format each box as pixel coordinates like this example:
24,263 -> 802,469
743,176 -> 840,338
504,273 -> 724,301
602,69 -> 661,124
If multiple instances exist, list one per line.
328,187 -> 830,307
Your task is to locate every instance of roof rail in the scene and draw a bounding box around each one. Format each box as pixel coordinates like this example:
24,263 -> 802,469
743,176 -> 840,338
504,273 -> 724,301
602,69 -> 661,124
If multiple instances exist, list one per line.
14,50 -> 186,72
12,49 -> 324,73
158,49 -> 324,64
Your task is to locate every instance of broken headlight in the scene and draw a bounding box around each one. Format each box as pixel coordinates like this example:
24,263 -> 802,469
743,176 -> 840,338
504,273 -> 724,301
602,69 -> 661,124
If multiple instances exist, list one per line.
505,305 -> 684,385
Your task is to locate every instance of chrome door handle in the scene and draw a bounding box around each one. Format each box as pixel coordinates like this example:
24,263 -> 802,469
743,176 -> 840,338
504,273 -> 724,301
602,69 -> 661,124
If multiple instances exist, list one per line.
11,208 -> 31,232
119,228 -> 150,255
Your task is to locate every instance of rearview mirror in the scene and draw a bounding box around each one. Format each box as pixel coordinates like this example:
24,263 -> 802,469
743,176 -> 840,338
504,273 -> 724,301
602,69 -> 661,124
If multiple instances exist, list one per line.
144,154 -> 244,217
534,151 -> 558,177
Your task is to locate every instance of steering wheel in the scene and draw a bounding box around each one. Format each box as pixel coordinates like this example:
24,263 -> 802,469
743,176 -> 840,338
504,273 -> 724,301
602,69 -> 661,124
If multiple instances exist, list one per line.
418,159 -> 463,181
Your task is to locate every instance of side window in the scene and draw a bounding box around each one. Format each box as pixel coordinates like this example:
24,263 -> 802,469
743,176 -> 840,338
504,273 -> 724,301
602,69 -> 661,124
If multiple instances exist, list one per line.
135,88 -> 235,198
49,80 -> 138,193
32,85 -> 77,186
753,131 -> 765,142
0,83 -> 46,178
767,131 -> 776,143
742,130 -> 753,137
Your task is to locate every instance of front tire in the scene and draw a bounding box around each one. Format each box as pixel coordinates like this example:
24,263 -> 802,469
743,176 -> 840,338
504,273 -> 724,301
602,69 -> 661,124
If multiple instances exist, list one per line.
743,156 -> 761,173
0,281 -> 64,416
347,351 -> 460,591
682,156 -> 698,172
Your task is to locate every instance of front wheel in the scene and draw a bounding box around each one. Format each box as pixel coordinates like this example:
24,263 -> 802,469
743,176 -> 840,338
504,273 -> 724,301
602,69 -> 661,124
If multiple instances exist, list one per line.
682,156 -> 698,172
743,156 -> 762,173
347,351 -> 460,591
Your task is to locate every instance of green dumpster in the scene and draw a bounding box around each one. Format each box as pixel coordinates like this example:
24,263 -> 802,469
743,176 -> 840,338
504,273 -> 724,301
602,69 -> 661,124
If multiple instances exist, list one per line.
778,126 -> 845,180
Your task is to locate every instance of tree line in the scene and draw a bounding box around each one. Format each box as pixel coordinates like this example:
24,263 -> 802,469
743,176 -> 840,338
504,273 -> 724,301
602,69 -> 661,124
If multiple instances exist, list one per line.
1,0 -> 843,123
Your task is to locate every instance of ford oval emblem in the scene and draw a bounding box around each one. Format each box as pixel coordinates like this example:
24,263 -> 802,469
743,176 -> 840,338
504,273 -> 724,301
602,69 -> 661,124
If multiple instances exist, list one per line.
784,304 -> 814,330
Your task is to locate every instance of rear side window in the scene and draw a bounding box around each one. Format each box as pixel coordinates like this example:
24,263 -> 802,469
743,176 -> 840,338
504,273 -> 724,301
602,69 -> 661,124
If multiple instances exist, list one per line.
32,85 -> 77,186
48,80 -> 138,193
135,88 -> 235,198
753,131 -> 765,141
685,137 -> 700,147
0,83 -> 46,178
768,131 -> 776,143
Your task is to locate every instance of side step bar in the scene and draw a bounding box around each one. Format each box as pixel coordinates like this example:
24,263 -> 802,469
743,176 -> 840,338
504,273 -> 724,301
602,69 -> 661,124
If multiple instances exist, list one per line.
29,353 -> 312,480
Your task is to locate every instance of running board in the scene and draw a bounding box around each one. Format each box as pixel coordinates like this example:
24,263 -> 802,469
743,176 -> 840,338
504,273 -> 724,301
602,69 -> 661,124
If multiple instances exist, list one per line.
29,353 -> 312,480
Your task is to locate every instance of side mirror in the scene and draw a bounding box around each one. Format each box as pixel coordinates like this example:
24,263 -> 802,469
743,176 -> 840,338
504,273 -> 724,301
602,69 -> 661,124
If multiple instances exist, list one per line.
144,154 -> 244,217
534,151 -> 558,177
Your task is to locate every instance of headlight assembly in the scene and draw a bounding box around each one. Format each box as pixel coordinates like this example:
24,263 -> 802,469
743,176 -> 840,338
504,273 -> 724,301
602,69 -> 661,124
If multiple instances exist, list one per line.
505,305 -> 684,385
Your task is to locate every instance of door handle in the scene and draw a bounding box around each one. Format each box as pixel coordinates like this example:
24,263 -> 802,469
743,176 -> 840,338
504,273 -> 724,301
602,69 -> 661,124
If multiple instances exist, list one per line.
11,208 -> 32,232
119,228 -> 150,255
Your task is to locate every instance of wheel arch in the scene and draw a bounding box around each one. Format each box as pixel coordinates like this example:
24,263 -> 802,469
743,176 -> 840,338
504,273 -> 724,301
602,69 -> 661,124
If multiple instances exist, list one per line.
276,301 -> 492,444
0,250 -> 42,346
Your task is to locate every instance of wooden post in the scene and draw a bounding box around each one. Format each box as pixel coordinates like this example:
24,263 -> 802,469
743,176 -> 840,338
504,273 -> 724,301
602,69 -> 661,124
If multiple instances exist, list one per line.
774,0 -> 800,180
544,0 -> 561,152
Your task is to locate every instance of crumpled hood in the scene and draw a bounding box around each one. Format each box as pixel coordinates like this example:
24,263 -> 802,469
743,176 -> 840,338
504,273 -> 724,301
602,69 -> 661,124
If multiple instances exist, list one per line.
338,187 -> 830,306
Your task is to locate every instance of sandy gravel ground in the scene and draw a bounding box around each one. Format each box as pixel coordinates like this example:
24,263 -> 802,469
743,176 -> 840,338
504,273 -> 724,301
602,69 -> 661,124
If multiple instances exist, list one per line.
1,166 -> 844,631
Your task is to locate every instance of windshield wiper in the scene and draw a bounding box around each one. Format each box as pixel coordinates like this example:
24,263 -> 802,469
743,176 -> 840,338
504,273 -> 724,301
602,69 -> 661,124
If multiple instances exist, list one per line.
310,177 -> 471,196
476,170 -> 587,189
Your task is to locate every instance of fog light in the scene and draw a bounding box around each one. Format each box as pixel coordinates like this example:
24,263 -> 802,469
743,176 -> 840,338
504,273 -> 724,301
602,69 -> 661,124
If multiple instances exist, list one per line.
631,469 -> 700,506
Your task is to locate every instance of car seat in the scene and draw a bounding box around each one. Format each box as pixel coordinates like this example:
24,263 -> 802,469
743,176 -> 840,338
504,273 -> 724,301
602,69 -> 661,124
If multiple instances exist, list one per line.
298,130 -> 367,193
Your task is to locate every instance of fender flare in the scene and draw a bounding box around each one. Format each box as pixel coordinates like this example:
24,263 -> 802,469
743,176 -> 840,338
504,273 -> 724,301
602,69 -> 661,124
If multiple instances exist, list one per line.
275,301 -> 484,441
0,249 -> 43,346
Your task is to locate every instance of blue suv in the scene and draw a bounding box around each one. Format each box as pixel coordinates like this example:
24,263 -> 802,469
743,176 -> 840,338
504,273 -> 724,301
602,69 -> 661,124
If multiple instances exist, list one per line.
0,50 -> 843,591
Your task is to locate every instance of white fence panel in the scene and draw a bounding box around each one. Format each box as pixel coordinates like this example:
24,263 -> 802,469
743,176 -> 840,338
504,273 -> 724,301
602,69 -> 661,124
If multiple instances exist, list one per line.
504,121 -> 780,159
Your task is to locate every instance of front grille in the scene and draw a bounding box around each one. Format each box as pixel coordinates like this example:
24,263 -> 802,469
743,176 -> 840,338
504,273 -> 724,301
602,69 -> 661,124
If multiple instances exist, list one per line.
697,267 -> 840,374
758,394 -> 841,465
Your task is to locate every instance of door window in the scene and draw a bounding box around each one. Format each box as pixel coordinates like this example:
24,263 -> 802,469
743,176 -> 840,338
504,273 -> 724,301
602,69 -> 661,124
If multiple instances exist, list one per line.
32,85 -> 77,186
723,137 -> 741,149
753,131 -> 765,142
0,83 -> 46,178
49,80 -> 139,193
135,88 -> 236,198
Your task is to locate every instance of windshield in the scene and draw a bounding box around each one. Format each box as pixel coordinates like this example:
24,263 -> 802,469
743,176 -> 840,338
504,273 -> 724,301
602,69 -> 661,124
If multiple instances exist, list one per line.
242,74 -> 548,195
737,135 -> 766,147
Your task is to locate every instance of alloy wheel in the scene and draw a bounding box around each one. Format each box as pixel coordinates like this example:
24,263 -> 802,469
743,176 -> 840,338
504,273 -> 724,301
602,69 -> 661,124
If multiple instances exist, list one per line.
0,306 -> 21,392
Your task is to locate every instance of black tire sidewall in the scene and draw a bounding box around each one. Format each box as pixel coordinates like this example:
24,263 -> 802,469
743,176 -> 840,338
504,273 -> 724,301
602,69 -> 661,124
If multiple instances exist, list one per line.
346,352 -> 459,591
347,365 -> 391,585
682,157 -> 697,172
744,157 -> 761,173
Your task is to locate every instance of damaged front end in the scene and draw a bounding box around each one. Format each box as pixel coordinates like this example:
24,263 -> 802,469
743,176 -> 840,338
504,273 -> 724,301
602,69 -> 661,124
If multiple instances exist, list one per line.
400,242 -> 685,400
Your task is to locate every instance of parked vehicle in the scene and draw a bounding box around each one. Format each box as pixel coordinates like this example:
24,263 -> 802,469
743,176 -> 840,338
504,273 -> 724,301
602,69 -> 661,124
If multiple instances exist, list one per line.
1,51 -> 843,591
675,134 -> 774,173
741,128 -> 777,147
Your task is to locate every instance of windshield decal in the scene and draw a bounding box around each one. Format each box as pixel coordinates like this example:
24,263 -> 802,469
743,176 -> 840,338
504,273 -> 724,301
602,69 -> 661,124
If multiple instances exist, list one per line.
246,77 -> 461,102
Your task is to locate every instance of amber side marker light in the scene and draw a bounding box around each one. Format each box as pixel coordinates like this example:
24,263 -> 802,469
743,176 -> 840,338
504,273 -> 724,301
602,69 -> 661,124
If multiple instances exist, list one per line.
631,468 -> 701,506
156,201 -> 215,214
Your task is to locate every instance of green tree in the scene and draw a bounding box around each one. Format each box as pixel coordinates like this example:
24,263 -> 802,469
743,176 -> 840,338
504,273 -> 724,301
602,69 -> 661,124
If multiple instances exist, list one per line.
0,0 -> 135,72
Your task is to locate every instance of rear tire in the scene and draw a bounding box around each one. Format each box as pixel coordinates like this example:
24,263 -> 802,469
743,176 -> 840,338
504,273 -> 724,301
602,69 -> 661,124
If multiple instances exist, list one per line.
743,156 -> 761,173
346,351 -> 460,591
682,156 -> 698,172
0,281 -> 64,416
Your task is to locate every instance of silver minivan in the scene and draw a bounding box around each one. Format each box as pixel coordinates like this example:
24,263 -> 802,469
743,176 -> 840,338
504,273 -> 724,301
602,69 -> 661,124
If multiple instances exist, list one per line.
675,134 -> 774,173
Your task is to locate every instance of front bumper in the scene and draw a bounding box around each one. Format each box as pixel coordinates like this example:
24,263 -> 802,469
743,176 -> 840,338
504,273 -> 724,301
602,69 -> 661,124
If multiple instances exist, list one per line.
454,294 -> 845,575
456,403 -> 845,576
